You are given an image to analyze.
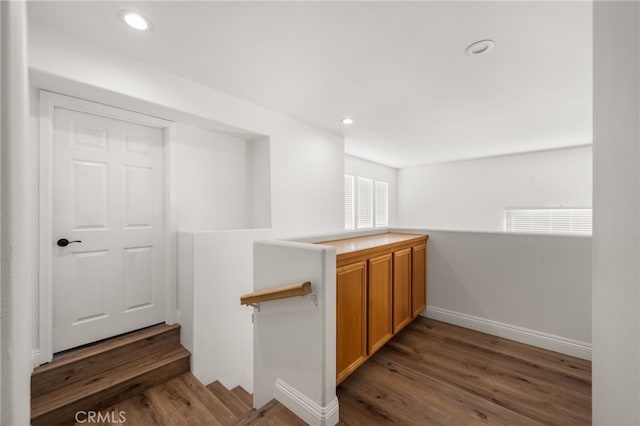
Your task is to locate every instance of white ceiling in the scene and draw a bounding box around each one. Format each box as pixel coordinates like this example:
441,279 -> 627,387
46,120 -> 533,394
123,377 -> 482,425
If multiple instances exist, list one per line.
28,1 -> 592,168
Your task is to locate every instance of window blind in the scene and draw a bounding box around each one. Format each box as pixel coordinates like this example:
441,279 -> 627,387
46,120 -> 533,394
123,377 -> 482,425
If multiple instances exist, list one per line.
357,177 -> 373,229
344,175 -> 355,230
357,177 -> 373,228
505,208 -> 592,235
375,181 -> 389,227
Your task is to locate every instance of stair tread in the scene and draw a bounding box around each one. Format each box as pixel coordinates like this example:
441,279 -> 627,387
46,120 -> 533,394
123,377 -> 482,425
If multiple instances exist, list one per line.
31,346 -> 189,417
32,324 -> 182,399
79,373 -> 234,426
33,323 -> 180,374
68,373 -> 307,426
207,381 -> 251,417
231,385 -> 253,409
173,374 -> 238,425
235,399 -> 306,425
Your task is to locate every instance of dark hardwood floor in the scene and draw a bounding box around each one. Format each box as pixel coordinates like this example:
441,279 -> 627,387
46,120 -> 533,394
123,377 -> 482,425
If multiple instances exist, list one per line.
337,317 -> 591,425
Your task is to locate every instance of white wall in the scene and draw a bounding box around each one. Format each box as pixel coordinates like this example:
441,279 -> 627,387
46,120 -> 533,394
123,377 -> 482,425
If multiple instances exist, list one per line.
178,229 -> 272,393
26,19 -> 344,405
345,155 -> 398,226
253,240 -> 338,426
1,2 -> 32,424
593,2 -> 640,424
172,122 -> 249,231
409,229 -> 591,359
28,22 -> 344,239
398,146 -> 592,231
247,137 -> 271,229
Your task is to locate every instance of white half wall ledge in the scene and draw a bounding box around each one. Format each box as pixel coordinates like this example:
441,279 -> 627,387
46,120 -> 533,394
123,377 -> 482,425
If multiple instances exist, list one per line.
253,239 -> 337,425
403,228 -> 591,348
423,306 -> 592,360
275,379 -> 339,426
290,227 -> 391,244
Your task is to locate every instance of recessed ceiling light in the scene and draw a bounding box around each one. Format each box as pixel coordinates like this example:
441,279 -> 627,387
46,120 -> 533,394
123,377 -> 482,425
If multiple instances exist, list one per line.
119,10 -> 151,31
465,39 -> 495,56
341,117 -> 354,125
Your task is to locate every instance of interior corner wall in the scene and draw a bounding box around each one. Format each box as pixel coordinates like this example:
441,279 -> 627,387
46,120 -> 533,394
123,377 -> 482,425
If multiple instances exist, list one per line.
593,2 -> 640,424
397,145 -> 593,231
171,122 -> 250,231
345,155 -> 398,226
246,137 -> 272,229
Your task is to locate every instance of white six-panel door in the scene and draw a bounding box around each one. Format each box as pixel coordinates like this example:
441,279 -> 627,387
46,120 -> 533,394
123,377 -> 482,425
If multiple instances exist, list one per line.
51,102 -> 166,352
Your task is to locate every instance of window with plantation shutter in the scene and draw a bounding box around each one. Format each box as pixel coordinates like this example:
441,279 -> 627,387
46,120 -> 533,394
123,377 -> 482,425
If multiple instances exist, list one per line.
375,181 -> 388,227
344,174 -> 389,230
344,175 -> 355,230
505,208 -> 592,235
357,177 -> 373,229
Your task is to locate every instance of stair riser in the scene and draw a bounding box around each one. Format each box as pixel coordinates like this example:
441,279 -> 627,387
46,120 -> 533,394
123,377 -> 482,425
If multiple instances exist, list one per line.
32,327 -> 180,398
32,354 -> 189,426
207,381 -> 251,417
231,386 -> 253,409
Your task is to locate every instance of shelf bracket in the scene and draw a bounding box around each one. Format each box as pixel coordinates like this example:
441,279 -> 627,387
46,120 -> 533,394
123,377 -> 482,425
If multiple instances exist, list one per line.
305,293 -> 318,306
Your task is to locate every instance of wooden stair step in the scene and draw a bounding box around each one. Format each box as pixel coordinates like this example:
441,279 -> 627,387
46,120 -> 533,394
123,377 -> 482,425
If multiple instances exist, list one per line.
152,373 -> 237,426
32,323 -> 181,398
32,346 -> 190,426
235,399 -> 306,425
231,385 -> 253,409
206,381 -> 251,417
79,373 -> 237,426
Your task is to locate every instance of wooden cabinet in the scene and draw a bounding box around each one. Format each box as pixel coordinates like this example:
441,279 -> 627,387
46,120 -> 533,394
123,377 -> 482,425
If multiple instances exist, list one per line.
336,261 -> 367,384
393,248 -> 412,333
320,233 -> 428,384
412,244 -> 427,318
367,254 -> 393,354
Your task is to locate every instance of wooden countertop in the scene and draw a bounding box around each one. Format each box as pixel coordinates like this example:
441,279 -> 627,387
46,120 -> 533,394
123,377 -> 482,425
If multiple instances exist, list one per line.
318,233 -> 428,266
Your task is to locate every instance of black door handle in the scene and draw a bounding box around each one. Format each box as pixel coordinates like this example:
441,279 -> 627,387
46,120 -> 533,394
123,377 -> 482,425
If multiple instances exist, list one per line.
57,238 -> 82,247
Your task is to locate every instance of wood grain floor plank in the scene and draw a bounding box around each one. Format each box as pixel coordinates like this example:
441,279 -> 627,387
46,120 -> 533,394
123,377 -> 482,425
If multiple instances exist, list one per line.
411,319 -> 591,382
381,333 -> 591,420
350,358 -> 542,426
338,317 -> 591,426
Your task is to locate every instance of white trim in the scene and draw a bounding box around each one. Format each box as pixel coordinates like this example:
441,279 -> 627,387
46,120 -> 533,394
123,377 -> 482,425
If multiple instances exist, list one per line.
163,123 -> 177,324
37,90 -> 177,364
31,350 -> 40,368
274,378 -> 339,426
38,90 -> 55,363
423,305 -> 592,360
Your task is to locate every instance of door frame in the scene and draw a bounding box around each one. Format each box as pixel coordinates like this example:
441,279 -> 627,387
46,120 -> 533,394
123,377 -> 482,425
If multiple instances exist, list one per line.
37,90 -> 177,365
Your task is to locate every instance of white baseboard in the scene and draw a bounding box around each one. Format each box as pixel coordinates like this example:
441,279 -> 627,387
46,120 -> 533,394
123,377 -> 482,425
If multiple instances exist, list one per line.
423,305 -> 592,360
274,378 -> 339,426
31,350 -> 40,368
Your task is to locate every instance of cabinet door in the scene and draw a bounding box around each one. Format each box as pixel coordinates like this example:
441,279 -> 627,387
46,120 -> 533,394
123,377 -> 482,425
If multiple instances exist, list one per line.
393,248 -> 412,333
368,254 -> 393,354
336,261 -> 367,384
411,244 -> 427,318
